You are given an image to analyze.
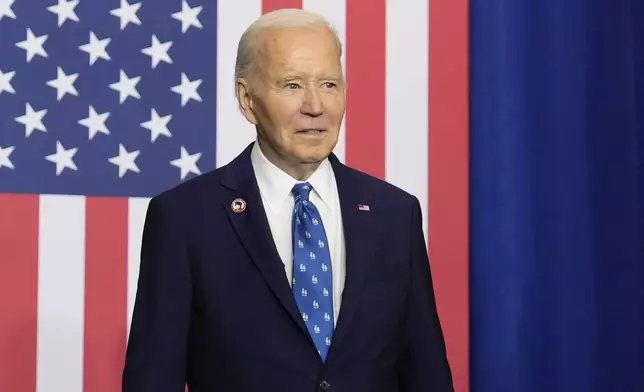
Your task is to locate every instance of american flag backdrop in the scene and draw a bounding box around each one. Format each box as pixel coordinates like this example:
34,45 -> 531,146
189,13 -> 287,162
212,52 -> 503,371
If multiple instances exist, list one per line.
0,0 -> 469,391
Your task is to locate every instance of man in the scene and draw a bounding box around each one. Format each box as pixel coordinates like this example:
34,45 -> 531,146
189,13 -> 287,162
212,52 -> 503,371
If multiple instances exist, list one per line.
122,8 -> 453,392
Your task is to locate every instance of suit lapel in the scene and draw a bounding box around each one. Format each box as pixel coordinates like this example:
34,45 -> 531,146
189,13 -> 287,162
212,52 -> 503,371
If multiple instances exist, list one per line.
220,144 -> 313,343
326,155 -> 381,361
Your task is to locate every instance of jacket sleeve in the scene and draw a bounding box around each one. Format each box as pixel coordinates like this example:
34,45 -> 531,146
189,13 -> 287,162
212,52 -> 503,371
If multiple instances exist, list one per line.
398,196 -> 455,391
122,196 -> 192,392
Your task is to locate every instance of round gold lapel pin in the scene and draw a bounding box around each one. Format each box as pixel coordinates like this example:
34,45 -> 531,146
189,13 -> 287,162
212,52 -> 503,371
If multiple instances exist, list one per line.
231,198 -> 247,213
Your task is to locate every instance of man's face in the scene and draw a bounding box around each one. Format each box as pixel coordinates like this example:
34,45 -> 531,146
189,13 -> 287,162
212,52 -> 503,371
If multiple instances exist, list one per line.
238,27 -> 346,173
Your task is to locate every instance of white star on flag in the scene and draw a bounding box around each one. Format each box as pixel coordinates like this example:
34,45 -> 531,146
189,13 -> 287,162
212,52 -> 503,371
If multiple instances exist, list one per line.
15,28 -> 48,62
79,32 -> 111,65
110,0 -> 142,30
0,0 -> 16,20
47,0 -> 80,27
170,146 -> 201,180
141,108 -> 172,142
0,145 -> 15,170
109,70 -> 141,103
109,144 -> 140,178
171,0 -> 203,33
141,35 -> 173,69
14,102 -> 47,137
46,141 -> 78,175
171,72 -> 202,106
0,69 -> 16,94
78,106 -> 110,140
46,66 -> 79,101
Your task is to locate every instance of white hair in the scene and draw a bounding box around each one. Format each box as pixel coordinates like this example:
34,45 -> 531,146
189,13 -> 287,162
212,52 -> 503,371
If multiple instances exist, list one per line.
234,8 -> 343,87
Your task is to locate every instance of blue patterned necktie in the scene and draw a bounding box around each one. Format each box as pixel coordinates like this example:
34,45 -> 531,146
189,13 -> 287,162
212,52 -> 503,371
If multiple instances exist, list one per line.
291,182 -> 335,361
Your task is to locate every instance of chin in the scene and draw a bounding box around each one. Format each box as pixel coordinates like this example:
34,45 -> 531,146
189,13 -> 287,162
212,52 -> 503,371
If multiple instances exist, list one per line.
293,146 -> 333,163
297,155 -> 326,164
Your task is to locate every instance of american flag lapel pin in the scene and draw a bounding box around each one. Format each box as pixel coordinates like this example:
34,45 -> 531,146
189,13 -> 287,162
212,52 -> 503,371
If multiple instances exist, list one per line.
358,204 -> 370,211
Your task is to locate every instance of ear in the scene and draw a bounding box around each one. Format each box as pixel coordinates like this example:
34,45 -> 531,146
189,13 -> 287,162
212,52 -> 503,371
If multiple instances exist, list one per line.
236,78 -> 258,125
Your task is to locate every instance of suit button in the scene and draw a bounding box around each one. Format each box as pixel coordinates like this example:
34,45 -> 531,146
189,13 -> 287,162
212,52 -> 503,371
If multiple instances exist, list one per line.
319,380 -> 331,390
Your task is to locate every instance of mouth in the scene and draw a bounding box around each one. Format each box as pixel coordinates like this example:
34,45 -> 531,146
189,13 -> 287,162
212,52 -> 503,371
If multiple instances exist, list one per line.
295,129 -> 326,134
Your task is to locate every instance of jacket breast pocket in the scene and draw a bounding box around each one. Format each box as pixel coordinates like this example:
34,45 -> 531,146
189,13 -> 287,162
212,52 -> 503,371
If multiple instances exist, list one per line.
367,258 -> 409,285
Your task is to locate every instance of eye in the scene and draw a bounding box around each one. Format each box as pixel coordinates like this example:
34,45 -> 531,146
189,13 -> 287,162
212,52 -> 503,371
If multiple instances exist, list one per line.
285,83 -> 300,89
323,82 -> 337,89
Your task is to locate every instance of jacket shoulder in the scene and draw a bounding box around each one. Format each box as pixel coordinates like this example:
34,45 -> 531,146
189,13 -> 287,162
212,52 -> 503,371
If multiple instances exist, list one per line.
148,165 -> 228,212
339,164 -> 420,208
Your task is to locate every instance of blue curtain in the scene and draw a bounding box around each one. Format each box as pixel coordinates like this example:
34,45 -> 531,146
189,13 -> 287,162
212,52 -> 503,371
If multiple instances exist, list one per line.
470,0 -> 644,391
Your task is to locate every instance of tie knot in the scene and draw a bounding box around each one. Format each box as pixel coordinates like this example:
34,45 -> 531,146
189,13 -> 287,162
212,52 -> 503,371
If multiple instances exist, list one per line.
292,182 -> 313,201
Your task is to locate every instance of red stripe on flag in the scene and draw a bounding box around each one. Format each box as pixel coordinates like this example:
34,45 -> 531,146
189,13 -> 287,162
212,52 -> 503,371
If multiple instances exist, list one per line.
0,194 -> 38,392
83,197 -> 128,392
262,0 -> 302,13
429,0 -> 470,391
345,0 -> 386,179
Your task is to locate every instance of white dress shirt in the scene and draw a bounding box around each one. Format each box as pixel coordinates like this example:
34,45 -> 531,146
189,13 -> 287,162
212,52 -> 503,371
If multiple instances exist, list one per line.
250,141 -> 346,324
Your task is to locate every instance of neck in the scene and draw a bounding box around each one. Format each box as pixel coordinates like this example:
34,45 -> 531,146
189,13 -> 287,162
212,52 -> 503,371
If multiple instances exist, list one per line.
256,138 -> 321,181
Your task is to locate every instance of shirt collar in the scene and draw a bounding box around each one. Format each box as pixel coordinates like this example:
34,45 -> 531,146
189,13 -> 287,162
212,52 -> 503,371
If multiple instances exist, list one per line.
250,141 -> 335,212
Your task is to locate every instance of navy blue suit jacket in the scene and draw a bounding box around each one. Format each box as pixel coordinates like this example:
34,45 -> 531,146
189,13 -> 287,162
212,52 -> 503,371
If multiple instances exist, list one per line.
122,143 -> 454,392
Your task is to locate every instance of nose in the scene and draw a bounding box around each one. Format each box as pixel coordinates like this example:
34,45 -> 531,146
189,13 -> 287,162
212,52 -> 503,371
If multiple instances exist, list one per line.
301,86 -> 323,117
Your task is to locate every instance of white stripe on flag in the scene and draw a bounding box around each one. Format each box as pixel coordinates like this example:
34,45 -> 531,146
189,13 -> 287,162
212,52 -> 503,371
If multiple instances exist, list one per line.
216,0 -> 263,168
37,195 -> 85,392
385,0 -> 429,236
302,0 -> 347,163
127,197 -> 150,337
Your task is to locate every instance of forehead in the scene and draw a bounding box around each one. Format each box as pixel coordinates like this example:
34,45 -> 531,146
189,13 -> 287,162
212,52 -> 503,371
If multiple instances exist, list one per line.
258,27 -> 342,75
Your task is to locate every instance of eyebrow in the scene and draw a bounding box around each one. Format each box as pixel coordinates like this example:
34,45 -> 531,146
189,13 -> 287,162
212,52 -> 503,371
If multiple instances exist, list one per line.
280,75 -> 343,82
282,75 -> 304,82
